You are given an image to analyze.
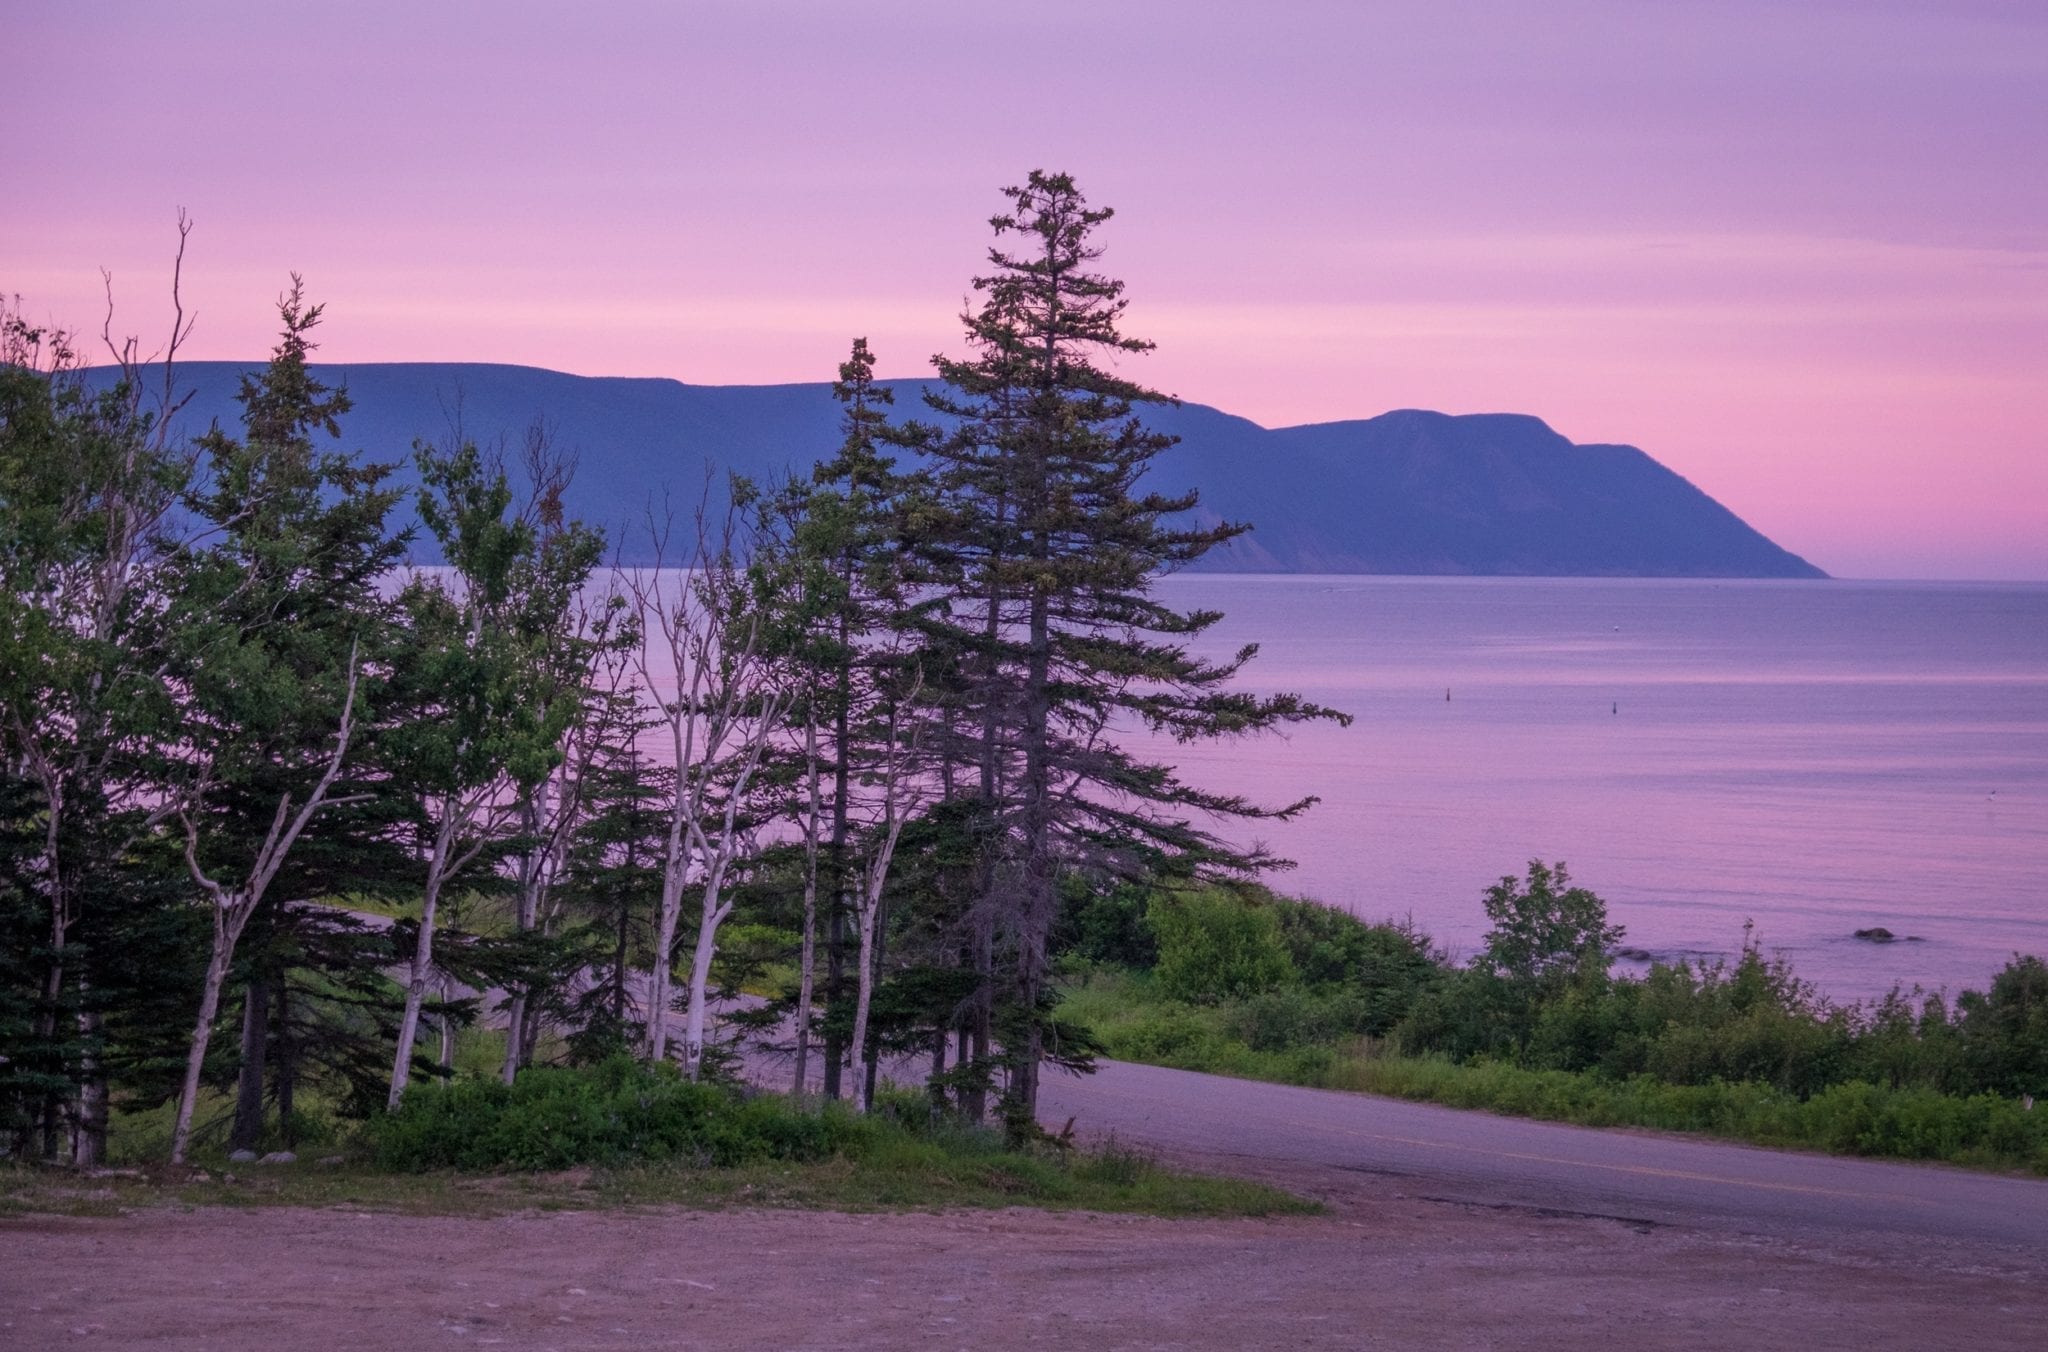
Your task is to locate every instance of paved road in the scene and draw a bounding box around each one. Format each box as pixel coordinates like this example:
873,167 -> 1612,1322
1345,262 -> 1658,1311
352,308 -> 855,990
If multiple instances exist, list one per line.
1037,1057 -> 2048,1252
354,903 -> 2046,1257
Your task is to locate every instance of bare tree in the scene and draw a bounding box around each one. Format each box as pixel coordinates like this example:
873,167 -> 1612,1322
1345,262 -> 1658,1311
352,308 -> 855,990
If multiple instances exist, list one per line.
843,670 -> 928,1112
623,491 -> 790,1078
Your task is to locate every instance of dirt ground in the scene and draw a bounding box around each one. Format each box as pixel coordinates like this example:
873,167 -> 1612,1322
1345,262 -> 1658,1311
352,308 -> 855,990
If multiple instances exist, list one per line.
6,1152 -> 2043,1351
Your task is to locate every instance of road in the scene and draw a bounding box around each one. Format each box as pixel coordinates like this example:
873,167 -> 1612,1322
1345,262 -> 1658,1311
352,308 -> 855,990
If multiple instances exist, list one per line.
352,901 -> 2048,1259
1037,1056 -> 2048,1252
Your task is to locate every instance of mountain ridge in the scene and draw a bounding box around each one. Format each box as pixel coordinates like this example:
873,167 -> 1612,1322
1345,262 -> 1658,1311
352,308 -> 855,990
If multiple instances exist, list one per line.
82,361 -> 1827,579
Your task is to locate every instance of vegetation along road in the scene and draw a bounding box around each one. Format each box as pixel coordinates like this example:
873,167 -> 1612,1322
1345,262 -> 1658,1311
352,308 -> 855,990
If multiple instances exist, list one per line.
1038,1057 -> 2048,1252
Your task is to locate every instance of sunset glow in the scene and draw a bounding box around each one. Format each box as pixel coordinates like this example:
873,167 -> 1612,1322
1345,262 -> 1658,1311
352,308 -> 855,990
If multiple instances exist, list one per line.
8,0 -> 2044,578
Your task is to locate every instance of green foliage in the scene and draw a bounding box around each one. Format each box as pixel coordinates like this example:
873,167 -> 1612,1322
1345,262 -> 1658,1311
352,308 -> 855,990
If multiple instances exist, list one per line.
367,1057 -> 875,1171
1146,890 -> 1296,1003
1059,871 -> 2048,1173
1954,956 -> 2048,1097
1054,882 -> 1159,969
1476,860 -> 1624,989
1267,896 -> 1441,1033
349,1056 -> 1319,1215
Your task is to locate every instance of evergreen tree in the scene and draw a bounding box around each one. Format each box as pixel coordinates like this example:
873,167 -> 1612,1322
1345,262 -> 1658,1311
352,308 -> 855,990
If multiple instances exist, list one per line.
921,171 -> 1345,1134
159,280 -> 406,1162
554,738 -> 670,1064
773,337 -> 932,1098
0,294 -> 192,1163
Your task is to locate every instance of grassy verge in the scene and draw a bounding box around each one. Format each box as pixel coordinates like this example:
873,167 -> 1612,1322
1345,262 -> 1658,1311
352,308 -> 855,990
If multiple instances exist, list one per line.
4,1055 -> 1314,1221
0,1141 -> 1311,1221
1062,968 -> 2048,1175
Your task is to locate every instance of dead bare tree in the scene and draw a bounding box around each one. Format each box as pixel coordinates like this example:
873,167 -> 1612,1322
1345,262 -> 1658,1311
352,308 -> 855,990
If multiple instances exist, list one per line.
844,669 -> 929,1112
623,490 -> 790,1078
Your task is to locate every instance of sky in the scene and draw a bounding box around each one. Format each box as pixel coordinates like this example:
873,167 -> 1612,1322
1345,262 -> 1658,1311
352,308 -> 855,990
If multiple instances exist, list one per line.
7,0 -> 2045,579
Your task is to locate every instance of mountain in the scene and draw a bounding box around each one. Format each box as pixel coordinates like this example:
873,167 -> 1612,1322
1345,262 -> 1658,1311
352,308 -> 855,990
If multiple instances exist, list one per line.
89,361 -> 1826,578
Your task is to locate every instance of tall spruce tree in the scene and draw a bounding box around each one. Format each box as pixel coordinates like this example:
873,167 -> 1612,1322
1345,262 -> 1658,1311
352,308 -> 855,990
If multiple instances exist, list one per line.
923,171 -> 1346,1134
777,338 -> 930,1098
160,281 -> 406,1162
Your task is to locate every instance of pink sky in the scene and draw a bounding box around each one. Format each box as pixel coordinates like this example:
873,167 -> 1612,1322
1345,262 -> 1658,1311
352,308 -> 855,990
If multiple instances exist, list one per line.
8,1 -> 2045,578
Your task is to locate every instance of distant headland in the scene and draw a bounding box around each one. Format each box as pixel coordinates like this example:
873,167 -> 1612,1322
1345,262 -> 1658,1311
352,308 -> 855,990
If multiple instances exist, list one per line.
92,361 -> 1827,579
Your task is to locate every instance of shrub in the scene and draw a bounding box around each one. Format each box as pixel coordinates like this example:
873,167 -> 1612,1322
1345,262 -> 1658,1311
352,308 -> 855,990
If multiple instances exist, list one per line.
1054,882 -> 1159,969
1147,890 -> 1296,1004
1269,898 -> 1443,1032
1955,956 -> 2048,1098
1475,860 -> 1622,989
366,1056 -> 873,1171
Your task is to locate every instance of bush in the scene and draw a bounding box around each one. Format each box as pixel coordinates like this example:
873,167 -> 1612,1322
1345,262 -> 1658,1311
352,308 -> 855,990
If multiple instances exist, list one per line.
1147,890 -> 1295,1004
1231,986 -> 1385,1051
366,1056 -> 874,1172
1955,956 -> 2048,1097
1476,860 -> 1623,987
1269,898 -> 1442,1032
1054,882 -> 1159,969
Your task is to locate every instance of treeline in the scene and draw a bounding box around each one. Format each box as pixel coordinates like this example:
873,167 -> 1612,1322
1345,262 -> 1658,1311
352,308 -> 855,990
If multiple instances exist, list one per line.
1061,865 -> 2048,1168
0,174 -> 1341,1166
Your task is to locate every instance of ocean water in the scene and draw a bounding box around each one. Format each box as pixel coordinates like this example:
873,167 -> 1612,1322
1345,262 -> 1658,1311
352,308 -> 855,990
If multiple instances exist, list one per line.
1138,576 -> 2048,1004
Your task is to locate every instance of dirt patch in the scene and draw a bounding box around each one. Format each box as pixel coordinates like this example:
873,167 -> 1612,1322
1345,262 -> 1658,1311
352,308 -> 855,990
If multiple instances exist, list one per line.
6,1160 -> 2044,1351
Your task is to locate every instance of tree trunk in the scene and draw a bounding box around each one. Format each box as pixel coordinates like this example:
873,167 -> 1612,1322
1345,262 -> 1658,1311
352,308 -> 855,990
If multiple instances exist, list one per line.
230,973 -> 270,1151
793,720 -> 821,1097
499,992 -> 526,1081
928,1026 -> 948,1119
612,883 -> 630,1034
275,978 -> 296,1142
1006,511 -> 1055,1140
501,786 -> 548,1084
823,603 -> 853,1099
170,911 -> 240,1165
389,833 -> 453,1109
74,1003 -> 107,1168
847,882 -> 880,1112
860,891 -> 890,1111
37,840 -> 68,1162
680,903 -> 728,1082
646,872 -> 683,1065
966,917 -> 993,1124
436,974 -> 455,1078
793,871 -> 818,1097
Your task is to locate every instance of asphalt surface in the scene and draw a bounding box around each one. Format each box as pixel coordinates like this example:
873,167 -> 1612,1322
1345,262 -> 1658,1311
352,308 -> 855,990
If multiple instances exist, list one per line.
350,902 -> 2047,1258
1036,1057 -> 2048,1253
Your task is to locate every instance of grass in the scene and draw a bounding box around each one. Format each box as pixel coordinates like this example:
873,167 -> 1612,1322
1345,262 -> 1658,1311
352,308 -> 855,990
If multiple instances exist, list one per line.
1061,968 -> 2048,1175
1,1137 -> 1313,1222
5,1048 -> 1315,1222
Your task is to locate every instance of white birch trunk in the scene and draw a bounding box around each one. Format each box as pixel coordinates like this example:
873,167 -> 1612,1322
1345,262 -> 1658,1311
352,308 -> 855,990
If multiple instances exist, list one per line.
847,869 -> 881,1112
845,690 -> 922,1113
388,810 -> 462,1109
792,719 -> 822,1096
646,839 -> 689,1066
680,898 -> 731,1081
168,923 -> 236,1165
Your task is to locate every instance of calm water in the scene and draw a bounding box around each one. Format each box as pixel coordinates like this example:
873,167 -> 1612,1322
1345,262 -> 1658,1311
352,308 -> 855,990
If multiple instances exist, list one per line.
1139,576 -> 2048,1003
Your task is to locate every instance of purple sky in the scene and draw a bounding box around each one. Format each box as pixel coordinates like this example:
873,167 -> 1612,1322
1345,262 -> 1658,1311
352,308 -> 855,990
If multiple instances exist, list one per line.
8,1 -> 2045,578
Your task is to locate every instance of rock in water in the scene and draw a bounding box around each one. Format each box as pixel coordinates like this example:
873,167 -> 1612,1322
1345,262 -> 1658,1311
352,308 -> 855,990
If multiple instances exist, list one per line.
1853,927 -> 1896,943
